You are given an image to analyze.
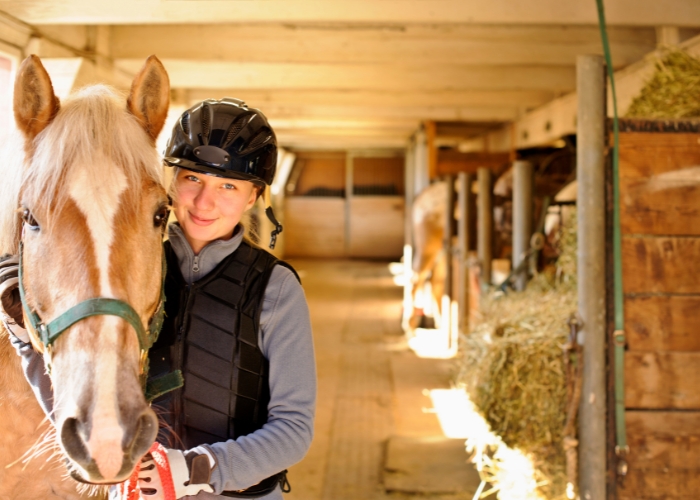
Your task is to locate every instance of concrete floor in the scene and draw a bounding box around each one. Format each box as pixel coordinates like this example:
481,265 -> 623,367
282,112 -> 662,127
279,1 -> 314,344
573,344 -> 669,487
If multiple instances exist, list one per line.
285,259 -> 476,500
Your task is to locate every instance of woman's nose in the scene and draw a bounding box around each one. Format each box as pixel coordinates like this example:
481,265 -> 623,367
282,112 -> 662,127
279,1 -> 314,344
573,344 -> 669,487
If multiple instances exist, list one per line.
193,185 -> 215,209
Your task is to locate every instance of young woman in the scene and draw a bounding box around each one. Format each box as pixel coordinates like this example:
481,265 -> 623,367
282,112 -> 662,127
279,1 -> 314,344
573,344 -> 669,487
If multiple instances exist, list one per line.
1,98 -> 316,499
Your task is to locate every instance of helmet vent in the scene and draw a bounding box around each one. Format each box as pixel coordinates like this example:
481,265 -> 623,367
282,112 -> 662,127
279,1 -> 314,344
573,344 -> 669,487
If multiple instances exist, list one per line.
180,113 -> 190,135
240,128 -> 272,155
222,114 -> 249,148
201,103 -> 211,143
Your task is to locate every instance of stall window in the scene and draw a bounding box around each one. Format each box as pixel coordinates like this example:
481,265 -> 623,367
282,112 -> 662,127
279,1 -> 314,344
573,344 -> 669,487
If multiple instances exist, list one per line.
0,55 -> 13,133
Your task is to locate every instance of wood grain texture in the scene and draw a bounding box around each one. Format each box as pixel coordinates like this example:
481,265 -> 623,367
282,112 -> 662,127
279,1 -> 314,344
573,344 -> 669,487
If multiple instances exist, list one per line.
625,295 -> 700,351
348,197 -> 404,258
284,198 -> 346,257
624,411 -> 700,469
618,132 -> 700,235
622,236 -> 700,294
625,352 -> 700,409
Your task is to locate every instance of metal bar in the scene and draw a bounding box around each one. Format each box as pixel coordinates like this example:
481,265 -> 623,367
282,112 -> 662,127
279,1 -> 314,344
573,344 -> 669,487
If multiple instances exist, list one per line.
576,54 -> 607,500
512,160 -> 533,291
477,167 -> 493,287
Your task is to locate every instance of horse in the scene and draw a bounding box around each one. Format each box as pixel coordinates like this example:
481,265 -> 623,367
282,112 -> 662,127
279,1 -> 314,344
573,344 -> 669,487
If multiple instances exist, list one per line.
404,180 -> 448,331
0,54 -> 170,498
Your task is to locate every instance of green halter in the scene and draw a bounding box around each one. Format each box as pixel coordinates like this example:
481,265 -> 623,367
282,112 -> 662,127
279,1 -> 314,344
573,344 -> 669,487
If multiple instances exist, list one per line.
18,242 -> 182,400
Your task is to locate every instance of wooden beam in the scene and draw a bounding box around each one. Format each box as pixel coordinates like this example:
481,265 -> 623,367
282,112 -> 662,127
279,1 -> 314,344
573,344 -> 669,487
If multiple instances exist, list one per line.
104,24 -> 656,67
483,33 -> 700,150
4,0 -> 700,26
254,104 -> 520,122
436,151 -> 510,176
185,89 -> 556,109
115,59 -> 576,92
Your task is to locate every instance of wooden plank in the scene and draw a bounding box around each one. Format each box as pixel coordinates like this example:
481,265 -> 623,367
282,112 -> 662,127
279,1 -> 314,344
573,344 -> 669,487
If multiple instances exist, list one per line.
348,197 -> 404,258
625,352 -> 700,409
619,469 -> 700,500
624,411 -> 700,469
115,59 -> 576,92
186,88 -> 556,110
284,198 -> 346,257
109,24 -> 655,67
622,236 -> 700,294
7,0 -> 700,25
626,296 -> 700,351
618,131 -> 700,235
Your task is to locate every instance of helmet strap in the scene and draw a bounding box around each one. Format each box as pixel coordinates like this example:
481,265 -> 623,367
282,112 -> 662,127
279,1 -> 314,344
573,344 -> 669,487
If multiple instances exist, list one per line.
263,186 -> 283,249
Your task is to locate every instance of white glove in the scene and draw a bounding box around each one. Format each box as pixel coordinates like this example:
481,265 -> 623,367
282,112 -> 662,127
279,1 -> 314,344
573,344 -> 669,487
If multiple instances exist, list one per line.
138,447 -> 215,499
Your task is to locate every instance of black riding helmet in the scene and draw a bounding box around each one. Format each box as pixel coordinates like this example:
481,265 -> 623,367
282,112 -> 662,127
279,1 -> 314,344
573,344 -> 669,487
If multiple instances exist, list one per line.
164,97 -> 277,186
164,98 -> 283,249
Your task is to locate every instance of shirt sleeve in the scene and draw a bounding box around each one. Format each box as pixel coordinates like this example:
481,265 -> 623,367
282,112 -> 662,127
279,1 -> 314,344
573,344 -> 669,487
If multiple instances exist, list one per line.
203,264 -> 317,494
9,330 -> 55,419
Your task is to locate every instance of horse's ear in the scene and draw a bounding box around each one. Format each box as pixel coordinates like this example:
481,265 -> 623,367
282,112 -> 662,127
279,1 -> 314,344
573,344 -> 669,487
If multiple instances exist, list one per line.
127,55 -> 170,142
13,55 -> 60,141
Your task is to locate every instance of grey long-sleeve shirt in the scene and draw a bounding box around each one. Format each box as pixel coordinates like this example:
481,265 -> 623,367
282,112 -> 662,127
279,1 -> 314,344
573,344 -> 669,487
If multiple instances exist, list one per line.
12,224 -> 316,499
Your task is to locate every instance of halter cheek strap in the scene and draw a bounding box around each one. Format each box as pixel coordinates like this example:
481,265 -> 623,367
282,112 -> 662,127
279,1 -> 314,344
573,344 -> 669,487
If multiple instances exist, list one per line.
18,242 -> 181,399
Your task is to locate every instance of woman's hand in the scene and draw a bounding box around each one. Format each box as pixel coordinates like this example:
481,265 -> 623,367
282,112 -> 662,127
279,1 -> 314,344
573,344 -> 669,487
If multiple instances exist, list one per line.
137,445 -> 215,500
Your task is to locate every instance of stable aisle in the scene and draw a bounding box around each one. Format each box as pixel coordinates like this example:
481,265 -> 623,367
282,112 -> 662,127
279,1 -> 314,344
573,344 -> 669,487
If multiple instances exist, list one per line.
286,260 -> 477,500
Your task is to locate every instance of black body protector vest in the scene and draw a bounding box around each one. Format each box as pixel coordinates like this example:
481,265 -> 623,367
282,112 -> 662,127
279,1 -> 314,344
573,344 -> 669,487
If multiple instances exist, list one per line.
149,240 -> 298,497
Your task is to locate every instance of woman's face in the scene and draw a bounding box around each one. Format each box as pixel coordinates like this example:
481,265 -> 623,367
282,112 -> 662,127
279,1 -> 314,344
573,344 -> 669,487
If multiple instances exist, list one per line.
172,168 -> 258,254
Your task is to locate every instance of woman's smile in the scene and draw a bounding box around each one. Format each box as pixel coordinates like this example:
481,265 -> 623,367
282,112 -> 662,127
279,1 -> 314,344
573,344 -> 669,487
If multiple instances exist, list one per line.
189,212 -> 217,226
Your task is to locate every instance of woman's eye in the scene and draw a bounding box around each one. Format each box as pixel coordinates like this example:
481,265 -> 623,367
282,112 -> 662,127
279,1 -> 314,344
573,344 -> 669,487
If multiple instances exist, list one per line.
153,207 -> 169,228
185,175 -> 200,183
222,183 -> 235,190
22,209 -> 40,231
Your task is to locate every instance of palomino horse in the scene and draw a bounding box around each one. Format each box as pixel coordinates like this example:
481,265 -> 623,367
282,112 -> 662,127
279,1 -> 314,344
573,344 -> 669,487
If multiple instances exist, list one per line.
0,55 -> 170,498
405,180 -> 448,331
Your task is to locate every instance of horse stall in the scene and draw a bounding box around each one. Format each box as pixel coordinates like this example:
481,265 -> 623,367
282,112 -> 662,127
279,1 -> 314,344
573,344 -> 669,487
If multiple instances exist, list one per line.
611,119 -> 700,500
284,151 -> 405,259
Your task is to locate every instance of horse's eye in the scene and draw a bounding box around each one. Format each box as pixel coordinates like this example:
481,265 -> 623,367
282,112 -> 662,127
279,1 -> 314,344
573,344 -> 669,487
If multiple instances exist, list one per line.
22,209 -> 40,231
153,206 -> 169,228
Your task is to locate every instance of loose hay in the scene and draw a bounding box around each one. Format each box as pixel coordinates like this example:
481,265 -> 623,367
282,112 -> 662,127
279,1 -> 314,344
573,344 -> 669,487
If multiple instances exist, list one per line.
457,211 -> 578,500
626,49 -> 700,119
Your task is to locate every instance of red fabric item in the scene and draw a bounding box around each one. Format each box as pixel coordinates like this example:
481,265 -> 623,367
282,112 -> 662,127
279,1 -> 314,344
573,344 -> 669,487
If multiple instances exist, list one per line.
116,442 -> 177,500
117,463 -> 141,500
148,442 -> 177,500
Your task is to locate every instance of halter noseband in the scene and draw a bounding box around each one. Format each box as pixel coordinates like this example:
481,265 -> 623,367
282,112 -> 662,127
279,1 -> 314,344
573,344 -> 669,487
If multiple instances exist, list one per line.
17,242 -> 181,400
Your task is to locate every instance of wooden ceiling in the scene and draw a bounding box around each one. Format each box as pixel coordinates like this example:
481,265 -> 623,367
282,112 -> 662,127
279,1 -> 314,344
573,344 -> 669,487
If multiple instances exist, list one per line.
1,0 -> 699,150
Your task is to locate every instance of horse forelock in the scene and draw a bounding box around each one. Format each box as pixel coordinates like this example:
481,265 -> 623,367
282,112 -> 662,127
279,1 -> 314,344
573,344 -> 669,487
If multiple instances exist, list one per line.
21,84 -> 164,217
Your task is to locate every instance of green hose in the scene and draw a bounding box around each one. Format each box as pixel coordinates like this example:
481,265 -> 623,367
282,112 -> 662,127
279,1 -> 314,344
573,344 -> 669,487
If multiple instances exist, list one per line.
595,0 -> 628,458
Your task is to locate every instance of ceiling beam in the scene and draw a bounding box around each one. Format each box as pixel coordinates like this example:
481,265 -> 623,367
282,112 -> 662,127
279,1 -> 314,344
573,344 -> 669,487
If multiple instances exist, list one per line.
115,59 -> 576,92
184,89 -> 556,110
3,1 -> 700,26
481,33 -> 700,151
104,24 -> 656,68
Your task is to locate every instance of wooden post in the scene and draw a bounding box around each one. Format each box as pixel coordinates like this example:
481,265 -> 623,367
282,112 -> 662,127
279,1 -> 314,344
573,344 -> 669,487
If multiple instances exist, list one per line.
512,160 -> 533,291
425,120 -> 438,181
577,54 -> 607,500
443,175 -> 456,350
477,167 -> 493,287
402,138 -> 416,332
457,172 -> 475,334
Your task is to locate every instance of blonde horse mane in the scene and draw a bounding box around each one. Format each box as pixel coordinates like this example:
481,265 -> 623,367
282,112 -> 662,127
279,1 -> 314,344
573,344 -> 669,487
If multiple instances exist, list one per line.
0,84 -> 165,254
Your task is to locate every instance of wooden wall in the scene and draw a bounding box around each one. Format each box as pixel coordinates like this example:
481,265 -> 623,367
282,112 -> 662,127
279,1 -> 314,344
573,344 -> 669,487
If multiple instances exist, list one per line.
284,152 -> 404,258
614,125 -> 700,500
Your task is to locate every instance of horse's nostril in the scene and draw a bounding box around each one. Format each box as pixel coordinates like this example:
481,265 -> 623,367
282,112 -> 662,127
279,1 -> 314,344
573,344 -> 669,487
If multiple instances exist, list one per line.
126,409 -> 159,463
61,417 -> 91,465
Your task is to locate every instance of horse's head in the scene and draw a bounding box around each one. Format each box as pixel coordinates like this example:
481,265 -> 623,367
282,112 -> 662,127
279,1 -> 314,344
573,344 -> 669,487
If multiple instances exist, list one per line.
13,55 -> 170,483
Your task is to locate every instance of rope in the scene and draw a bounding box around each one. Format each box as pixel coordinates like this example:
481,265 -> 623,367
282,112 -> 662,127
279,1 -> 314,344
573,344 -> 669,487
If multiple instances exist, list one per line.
595,0 -> 629,466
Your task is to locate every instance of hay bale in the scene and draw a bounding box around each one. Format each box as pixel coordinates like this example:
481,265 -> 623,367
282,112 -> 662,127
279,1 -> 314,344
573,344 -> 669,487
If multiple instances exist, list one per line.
457,210 -> 578,500
626,49 -> 700,119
